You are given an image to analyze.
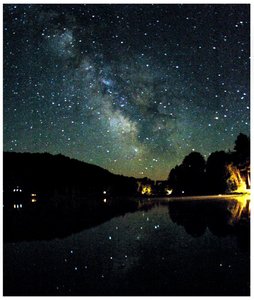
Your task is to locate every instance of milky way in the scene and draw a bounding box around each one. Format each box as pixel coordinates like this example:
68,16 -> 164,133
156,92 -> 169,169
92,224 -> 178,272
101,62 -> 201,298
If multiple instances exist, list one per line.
3,4 -> 250,179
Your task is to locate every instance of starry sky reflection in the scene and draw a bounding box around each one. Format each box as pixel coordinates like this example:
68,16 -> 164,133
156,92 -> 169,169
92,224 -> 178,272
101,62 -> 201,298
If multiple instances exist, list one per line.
3,4 -> 250,179
3,201 -> 250,296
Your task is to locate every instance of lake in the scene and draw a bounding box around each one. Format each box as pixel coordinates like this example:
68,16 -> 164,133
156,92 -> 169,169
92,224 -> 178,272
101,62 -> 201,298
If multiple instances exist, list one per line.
3,196 -> 250,296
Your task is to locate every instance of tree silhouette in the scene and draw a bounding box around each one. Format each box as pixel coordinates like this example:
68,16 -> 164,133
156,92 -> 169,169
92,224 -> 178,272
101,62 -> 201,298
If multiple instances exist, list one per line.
168,152 -> 206,195
206,151 -> 230,194
233,133 -> 250,166
168,165 -> 185,195
234,133 -> 250,155
182,151 -> 206,170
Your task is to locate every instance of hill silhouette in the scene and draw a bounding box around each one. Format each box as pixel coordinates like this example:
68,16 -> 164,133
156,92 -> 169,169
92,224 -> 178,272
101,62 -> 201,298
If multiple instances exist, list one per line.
4,152 -> 138,206
3,151 -> 140,241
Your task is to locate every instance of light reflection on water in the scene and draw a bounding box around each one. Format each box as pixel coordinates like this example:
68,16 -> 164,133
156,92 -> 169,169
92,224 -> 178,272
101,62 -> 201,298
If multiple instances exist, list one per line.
3,196 -> 250,296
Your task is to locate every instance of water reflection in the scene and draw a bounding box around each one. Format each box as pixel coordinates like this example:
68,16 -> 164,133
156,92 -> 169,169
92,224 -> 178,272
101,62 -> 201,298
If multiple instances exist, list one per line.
4,196 -> 139,242
4,195 -> 250,296
4,194 -> 250,244
167,196 -> 250,250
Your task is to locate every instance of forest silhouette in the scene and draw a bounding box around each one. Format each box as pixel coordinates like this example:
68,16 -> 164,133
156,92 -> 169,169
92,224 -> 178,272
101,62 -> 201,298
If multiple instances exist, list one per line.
3,133 -> 250,242
168,133 -> 250,195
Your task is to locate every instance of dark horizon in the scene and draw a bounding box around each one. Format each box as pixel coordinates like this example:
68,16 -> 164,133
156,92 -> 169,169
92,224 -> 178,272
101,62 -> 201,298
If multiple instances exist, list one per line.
3,130 -> 250,183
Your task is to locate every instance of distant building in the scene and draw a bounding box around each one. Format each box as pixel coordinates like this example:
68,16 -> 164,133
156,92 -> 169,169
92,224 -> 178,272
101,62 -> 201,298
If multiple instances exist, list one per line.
137,178 -> 172,196
3,185 -> 38,210
137,178 -> 155,196
154,180 -> 171,196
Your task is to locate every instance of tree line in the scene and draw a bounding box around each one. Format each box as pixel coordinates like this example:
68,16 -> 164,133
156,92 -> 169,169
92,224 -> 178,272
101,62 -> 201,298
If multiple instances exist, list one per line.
167,133 -> 250,196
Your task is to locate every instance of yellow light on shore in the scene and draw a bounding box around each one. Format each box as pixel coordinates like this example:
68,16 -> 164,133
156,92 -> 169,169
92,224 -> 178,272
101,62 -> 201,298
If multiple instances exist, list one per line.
141,185 -> 152,195
227,164 -> 249,194
31,198 -> 37,203
103,198 -> 107,203
166,189 -> 173,195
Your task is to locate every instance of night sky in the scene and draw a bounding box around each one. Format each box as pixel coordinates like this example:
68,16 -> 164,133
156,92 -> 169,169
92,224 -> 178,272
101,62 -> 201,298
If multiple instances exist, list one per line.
3,4 -> 250,180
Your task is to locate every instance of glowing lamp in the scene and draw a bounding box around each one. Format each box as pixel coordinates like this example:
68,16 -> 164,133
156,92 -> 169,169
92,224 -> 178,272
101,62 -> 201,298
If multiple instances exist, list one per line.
166,189 -> 173,195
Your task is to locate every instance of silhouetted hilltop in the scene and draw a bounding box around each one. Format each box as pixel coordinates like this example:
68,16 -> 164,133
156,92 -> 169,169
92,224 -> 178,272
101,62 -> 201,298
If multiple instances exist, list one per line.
3,151 -> 138,201
3,152 -> 141,242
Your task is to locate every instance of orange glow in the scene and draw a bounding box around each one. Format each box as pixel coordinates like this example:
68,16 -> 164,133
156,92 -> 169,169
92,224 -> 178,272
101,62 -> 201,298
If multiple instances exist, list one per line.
226,164 -> 250,194
141,185 -> 152,195
227,194 -> 250,224
227,164 -> 251,220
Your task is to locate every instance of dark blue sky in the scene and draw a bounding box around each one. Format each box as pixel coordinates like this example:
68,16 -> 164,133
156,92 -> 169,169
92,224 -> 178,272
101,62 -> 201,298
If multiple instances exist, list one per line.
3,4 -> 250,179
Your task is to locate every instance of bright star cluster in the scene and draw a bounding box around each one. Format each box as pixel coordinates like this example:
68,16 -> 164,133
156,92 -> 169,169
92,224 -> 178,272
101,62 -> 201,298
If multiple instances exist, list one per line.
3,4 -> 250,179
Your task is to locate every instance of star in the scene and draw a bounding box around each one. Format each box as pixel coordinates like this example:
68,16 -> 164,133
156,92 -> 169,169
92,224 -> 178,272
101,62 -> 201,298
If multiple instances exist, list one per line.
3,4 -> 250,180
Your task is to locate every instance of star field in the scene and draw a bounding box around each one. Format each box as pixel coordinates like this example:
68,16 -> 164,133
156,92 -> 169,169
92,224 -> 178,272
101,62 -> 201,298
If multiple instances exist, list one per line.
3,4 -> 250,180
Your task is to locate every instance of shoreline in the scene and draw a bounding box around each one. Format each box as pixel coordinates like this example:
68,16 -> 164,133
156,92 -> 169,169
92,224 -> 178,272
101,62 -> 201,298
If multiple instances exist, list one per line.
143,193 -> 251,201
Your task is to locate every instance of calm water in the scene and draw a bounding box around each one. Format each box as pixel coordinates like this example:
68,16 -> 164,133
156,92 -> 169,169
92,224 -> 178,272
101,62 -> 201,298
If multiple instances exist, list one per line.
3,197 -> 250,296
